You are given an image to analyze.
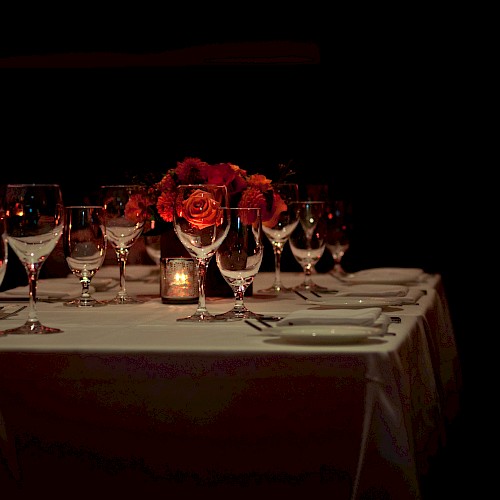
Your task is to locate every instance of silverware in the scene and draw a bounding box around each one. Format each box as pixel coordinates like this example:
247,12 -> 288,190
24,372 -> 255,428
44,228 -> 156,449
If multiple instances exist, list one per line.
0,305 -> 27,320
244,317 -> 277,331
244,320 -> 263,331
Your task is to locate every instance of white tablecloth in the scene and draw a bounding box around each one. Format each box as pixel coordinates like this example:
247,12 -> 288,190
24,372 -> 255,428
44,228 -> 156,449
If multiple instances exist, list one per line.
0,269 -> 460,499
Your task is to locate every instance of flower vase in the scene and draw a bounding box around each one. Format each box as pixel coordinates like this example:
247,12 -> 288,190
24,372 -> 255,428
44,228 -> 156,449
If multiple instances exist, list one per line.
160,225 -> 234,298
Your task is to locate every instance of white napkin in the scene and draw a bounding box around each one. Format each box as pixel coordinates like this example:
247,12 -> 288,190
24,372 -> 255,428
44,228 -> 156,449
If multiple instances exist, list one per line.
338,267 -> 424,285
332,283 -> 409,297
305,296 -> 404,307
276,307 -> 383,327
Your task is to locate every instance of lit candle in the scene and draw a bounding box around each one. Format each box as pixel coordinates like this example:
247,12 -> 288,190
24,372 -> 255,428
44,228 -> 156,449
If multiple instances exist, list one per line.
160,258 -> 198,304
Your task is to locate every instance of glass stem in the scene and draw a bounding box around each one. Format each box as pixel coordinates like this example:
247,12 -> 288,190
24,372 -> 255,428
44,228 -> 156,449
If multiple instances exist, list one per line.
303,264 -> 313,285
272,242 -> 284,287
116,248 -> 129,298
196,258 -> 209,314
80,278 -> 91,299
26,265 -> 40,324
232,285 -> 247,312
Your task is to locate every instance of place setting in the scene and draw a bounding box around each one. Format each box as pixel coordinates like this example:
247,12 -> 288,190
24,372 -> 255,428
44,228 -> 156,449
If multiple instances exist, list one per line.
245,306 -> 395,345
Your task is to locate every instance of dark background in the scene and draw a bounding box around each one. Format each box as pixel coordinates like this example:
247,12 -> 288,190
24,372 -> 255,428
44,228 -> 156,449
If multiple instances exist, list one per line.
0,20 -> 486,496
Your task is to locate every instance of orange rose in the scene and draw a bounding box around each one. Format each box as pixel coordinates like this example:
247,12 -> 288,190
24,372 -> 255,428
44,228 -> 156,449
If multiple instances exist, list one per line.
180,189 -> 222,230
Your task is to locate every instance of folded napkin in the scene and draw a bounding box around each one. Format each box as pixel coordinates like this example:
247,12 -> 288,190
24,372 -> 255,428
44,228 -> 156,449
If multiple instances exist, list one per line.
277,307 -> 383,327
331,283 -> 409,297
305,296 -> 404,308
337,267 -> 424,285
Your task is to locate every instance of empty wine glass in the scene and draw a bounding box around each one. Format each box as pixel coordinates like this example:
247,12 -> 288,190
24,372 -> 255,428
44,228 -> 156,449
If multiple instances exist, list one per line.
144,234 -> 161,265
0,184 -> 64,335
173,184 -> 229,322
289,201 -> 328,292
325,200 -> 353,276
63,206 -> 107,307
258,182 -> 299,295
215,207 -> 263,321
0,208 -> 8,291
101,184 -> 149,304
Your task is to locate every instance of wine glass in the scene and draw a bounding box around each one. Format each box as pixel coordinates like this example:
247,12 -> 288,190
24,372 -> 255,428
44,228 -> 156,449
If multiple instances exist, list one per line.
63,205 -> 107,307
215,207 -> 263,321
325,200 -> 353,276
0,208 -> 8,290
101,184 -> 148,304
258,182 -> 299,295
0,184 -> 64,335
289,201 -> 328,292
173,184 -> 229,322
144,234 -> 161,265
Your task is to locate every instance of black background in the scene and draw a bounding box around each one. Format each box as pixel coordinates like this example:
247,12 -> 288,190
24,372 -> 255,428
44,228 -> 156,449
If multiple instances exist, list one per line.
0,19 -> 487,496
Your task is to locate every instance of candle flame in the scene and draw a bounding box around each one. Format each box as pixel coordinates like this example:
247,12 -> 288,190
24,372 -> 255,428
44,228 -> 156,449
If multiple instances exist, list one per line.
173,272 -> 189,285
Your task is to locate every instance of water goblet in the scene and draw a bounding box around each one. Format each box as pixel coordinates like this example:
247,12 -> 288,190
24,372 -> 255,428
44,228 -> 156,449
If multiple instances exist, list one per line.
289,201 -> 328,292
63,206 -> 107,307
173,184 -> 230,322
0,184 -> 64,335
258,182 -> 299,295
325,200 -> 353,276
215,207 -> 263,321
101,184 -> 149,304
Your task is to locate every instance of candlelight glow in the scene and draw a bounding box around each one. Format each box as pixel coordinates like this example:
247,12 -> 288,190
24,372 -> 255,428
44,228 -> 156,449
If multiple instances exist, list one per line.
173,272 -> 189,285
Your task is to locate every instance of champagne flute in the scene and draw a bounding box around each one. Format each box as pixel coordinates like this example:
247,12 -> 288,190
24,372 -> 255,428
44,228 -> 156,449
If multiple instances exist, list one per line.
289,201 -> 328,292
173,184 -> 229,322
63,206 -> 107,307
325,200 -> 353,276
258,182 -> 299,295
0,184 -> 64,335
215,207 -> 263,321
101,185 -> 148,304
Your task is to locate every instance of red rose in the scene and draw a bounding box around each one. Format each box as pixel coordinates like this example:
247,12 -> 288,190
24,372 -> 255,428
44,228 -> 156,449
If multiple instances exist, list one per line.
180,189 -> 222,230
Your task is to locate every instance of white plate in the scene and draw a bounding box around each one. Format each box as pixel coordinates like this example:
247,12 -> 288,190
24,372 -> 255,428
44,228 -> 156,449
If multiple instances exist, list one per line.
269,325 -> 383,344
306,296 -> 404,308
340,267 -> 424,285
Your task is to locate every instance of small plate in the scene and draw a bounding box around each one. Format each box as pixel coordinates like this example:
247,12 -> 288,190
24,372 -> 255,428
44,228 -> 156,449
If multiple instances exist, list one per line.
269,325 -> 383,344
306,296 -> 404,308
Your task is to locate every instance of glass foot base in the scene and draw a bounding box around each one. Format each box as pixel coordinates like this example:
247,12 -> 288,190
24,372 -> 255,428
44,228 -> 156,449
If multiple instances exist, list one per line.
292,282 -> 330,293
64,298 -> 107,307
105,295 -> 145,305
176,313 -> 219,322
0,320 -> 62,335
256,285 -> 296,296
214,309 -> 263,321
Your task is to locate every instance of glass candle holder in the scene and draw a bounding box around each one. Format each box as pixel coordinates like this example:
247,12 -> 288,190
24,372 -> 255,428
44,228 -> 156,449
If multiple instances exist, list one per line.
160,258 -> 198,304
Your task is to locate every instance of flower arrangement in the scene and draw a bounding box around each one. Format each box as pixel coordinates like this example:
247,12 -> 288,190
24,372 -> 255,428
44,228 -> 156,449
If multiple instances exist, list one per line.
142,156 -> 293,232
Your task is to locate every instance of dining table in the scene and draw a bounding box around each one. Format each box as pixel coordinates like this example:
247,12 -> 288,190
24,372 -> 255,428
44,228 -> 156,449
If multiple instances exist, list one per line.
0,267 -> 461,499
